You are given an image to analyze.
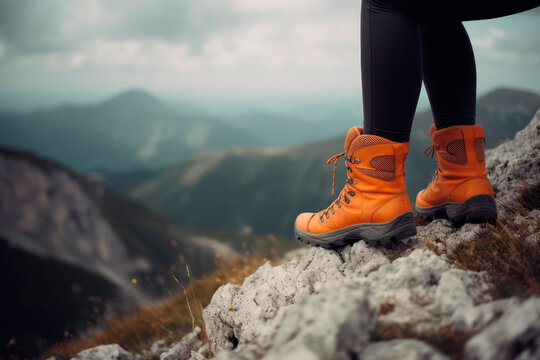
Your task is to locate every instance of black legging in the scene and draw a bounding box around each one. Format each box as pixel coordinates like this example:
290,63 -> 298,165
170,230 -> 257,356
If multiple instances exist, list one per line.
362,0 -> 540,142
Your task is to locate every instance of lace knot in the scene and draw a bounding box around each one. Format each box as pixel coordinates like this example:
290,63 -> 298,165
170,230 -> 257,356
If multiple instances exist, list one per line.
424,144 -> 436,158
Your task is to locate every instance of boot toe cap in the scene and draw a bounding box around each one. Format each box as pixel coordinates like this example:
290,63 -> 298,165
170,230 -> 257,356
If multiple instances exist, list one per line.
415,189 -> 431,208
295,212 -> 316,232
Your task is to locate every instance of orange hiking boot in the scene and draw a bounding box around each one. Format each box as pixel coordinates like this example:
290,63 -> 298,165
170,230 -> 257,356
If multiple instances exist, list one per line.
294,127 -> 416,248
415,124 -> 497,224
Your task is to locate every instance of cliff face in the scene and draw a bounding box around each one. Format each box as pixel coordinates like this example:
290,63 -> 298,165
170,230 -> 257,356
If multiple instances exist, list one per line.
0,147 -> 243,358
68,110 -> 540,360
0,148 -> 144,299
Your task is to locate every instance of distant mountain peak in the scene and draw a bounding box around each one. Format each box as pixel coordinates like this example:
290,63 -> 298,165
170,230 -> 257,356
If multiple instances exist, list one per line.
479,87 -> 540,104
106,89 -> 163,108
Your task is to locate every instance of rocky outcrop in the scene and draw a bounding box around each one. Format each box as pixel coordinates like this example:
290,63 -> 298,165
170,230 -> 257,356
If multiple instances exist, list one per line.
465,297 -> 540,360
70,344 -> 134,360
486,109 -> 540,208
202,246 -> 494,359
362,339 -> 448,360
0,148 -> 146,299
69,110 -> 540,360
160,327 -> 203,360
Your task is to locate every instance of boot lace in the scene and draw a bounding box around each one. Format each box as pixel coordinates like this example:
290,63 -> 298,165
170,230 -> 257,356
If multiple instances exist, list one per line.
424,144 -> 441,184
319,152 -> 358,223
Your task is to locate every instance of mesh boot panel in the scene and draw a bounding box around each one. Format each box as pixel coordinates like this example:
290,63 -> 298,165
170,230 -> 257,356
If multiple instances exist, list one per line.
370,155 -> 395,171
344,127 -> 363,152
475,137 -> 485,162
349,135 -> 391,154
440,139 -> 467,164
358,155 -> 396,181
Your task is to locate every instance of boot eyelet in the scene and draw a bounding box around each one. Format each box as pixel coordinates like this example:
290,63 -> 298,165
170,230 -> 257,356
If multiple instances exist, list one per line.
354,157 -> 360,163
435,144 -> 440,150
330,208 -> 335,214
344,197 -> 350,204
325,212 -> 329,219
348,191 -> 355,196
320,216 -> 324,223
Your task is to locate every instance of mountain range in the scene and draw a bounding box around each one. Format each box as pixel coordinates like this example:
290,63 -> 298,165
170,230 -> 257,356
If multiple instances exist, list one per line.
120,88 -> 540,237
0,90 -> 260,172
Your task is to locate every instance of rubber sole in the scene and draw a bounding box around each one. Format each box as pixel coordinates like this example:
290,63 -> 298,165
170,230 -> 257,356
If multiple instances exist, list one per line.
294,212 -> 417,249
415,194 -> 497,225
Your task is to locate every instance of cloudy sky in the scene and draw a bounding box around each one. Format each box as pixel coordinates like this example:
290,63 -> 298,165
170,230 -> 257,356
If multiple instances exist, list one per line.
0,0 -> 539,111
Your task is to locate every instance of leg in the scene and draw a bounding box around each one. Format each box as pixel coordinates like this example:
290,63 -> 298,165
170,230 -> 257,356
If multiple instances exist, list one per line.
418,22 -> 476,129
362,0 -> 539,139
361,0 -> 422,142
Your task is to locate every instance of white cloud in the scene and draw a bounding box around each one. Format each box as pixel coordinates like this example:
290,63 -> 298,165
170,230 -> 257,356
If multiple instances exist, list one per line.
0,0 -> 538,103
5,12 -> 359,73
471,28 -> 506,49
233,0 -> 326,14
472,27 -> 540,67
62,0 -> 117,35
73,39 -> 202,71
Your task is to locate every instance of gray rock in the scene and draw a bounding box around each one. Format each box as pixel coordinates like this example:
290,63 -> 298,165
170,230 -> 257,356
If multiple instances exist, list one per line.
486,109 -> 540,210
450,298 -> 519,334
525,232 -> 540,244
189,343 -> 210,360
190,352 -> 209,360
204,245 -> 492,359
150,339 -> 169,357
71,344 -> 134,360
214,281 -> 377,360
204,241 -> 387,354
366,249 -> 491,332
263,281 -> 377,360
416,219 -> 487,251
160,326 -> 202,360
465,297 -> 540,360
362,339 -> 449,360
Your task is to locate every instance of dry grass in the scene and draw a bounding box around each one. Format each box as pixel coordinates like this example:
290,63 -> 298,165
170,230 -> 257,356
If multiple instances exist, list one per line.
420,237 -> 443,256
518,183 -> 540,211
449,183 -> 540,299
449,221 -> 540,299
41,254 -> 270,360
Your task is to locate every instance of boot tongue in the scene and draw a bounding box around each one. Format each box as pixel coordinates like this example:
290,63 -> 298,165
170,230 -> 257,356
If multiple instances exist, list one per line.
344,127 -> 363,153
